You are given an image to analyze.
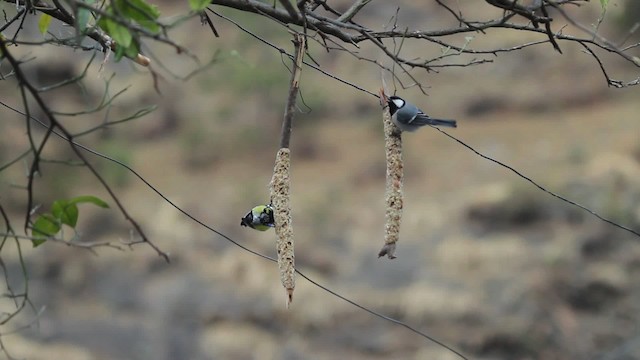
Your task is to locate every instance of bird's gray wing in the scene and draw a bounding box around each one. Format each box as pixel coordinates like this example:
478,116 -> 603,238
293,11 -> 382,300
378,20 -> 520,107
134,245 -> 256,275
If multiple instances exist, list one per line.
403,104 -> 422,124
409,111 -> 432,125
412,113 -> 457,128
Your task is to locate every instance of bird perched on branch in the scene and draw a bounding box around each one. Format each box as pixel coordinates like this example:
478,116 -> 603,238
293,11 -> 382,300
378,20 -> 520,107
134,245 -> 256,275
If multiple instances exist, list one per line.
240,204 -> 275,231
387,96 -> 457,132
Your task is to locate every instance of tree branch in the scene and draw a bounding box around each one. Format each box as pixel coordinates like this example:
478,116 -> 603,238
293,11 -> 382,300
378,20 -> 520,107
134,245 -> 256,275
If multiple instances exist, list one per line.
278,0 -> 299,20
280,34 -> 305,149
210,0 -> 357,42
337,0 -> 372,23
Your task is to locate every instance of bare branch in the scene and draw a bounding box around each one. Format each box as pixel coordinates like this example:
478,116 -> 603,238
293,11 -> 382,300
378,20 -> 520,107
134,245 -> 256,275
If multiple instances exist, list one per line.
0,233 -> 126,253
211,0 -> 357,42
0,7 -> 25,33
337,0 -> 372,23
485,0 -> 551,27
280,34 -> 305,149
278,0 -> 299,20
539,1 -> 562,53
200,11 -> 220,37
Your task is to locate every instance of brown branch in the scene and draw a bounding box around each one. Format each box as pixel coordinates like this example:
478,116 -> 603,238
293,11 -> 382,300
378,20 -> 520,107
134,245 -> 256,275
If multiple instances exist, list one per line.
539,1 -> 562,53
270,33 -> 305,307
278,0 -> 299,21
0,7 -> 26,33
0,203 -> 31,330
280,34 -> 305,149
210,0 -> 357,42
2,0 -> 194,66
337,0 -> 372,23
435,0 -> 486,32
0,233 -> 126,255
10,0 -> 637,86
580,42 -> 624,88
200,12 -> 220,37
358,23 -> 640,68
358,30 -> 430,93
210,0 -> 639,85
485,0 -> 551,27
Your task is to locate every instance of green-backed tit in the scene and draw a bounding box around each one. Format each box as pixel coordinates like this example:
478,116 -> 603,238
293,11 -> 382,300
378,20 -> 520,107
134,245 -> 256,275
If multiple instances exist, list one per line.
240,204 -> 275,231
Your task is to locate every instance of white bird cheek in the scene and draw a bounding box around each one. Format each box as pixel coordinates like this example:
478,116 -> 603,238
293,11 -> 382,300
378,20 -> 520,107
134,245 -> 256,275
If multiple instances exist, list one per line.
392,98 -> 404,108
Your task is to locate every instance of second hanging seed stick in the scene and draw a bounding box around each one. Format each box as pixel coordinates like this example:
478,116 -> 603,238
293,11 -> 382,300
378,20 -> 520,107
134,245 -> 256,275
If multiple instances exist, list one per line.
378,90 -> 404,259
270,33 -> 305,307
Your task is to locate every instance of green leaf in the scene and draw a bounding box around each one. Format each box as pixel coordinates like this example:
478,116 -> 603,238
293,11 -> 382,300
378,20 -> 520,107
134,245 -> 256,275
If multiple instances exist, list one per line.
31,238 -> 47,247
97,6 -> 132,49
52,200 -> 79,227
95,0 -> 160,63
110,38 -> 139,62
76,1 -> 94,34
599,0 -> 609,9
114,42 -> 126,61
32,214 -> 61,247
113,46 -> 127,62
77,8 -> 90,33
96,15 -> 108,32
38,14 -> 52,35
106,19 -> 133,48
123,39 -> 140,59
114,0 -> 161,33
189,0 -> 210,11
33,214 -> 60,236
30,196 -> 109,247
68,195 -> 110,208
75,0 -> 97,35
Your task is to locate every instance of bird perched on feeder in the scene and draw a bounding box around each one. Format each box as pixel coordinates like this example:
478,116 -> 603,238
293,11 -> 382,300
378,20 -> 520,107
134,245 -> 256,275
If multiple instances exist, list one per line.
240,204 -> 275,231
387,95 -> 457,132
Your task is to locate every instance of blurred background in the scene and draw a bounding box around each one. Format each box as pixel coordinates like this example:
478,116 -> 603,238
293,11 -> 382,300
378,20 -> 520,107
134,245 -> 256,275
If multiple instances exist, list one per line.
1,1 -> 640,359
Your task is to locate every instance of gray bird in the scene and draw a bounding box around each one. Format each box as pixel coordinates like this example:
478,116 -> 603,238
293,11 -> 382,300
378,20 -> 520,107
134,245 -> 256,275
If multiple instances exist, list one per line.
387,96 -> 456,132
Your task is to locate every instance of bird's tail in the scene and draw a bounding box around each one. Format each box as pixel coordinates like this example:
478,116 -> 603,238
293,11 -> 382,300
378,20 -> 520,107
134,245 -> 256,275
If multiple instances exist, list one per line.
431,119 -> 457,128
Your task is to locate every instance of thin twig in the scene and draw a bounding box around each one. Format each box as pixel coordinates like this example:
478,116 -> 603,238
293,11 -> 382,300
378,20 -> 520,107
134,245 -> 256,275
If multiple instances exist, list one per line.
337,0 -> 372,23
278,0 -> 299,20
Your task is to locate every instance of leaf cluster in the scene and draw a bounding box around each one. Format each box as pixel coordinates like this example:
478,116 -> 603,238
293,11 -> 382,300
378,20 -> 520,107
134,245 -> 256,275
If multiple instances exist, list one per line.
95,0 -> 161,61
31,195 -> 109,247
